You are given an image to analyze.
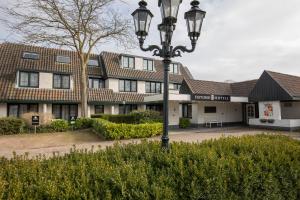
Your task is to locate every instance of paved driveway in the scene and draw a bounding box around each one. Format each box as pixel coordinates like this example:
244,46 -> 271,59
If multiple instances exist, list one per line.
0,127 -> 299,159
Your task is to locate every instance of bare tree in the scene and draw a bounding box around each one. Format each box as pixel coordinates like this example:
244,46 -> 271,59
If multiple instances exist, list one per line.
1,0 -> 133,117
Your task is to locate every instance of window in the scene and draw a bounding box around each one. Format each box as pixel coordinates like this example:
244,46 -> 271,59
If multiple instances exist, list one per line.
53,74 -> 70,89
56,55 -> 71,64
182,104 -> 192,118
145,82 -> 162,93
122,56 -> 135,69
174,83 -> 181,90
95,105 -> 104,114
89,77 -> 104,89
52,104 -> 78,120
143,59 -> 154,71
19,71 -> 39,88
170,63 -> 179,74
8,104 -> 38,117
88,59 -> 99,67
119,104 -> 137,114
205,106 -> 217,113
119,79 -> 137,92
146,104 -> 163,113
22,52 -> 40,60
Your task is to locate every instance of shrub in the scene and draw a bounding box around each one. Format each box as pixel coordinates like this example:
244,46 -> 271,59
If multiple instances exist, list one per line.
131,110 -> 162,123
49,120 -> 69,132
74,118 -> 94,129
0,117 -> 25,135
179,118 -> 191,128
0,135 -> 299,199
93,118 -> 162,139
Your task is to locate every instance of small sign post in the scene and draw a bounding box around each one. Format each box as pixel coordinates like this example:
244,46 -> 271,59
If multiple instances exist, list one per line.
70,116 -> 77,131
32,116 -> 40,134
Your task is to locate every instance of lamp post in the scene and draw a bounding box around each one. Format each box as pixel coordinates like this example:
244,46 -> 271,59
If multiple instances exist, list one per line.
132,0 -> 206,149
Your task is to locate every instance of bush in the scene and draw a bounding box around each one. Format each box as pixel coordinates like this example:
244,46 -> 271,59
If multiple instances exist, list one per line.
74,118 -> 94,129
0,135 -> 299,199
49,120 -> 69,132
131,110 -> 162,123
179,118 -> 191,128
0,117 -> 25,135
93,118 -> 162,139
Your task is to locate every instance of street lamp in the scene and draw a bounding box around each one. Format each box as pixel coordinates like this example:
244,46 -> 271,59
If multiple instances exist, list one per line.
132,0 -> 206,149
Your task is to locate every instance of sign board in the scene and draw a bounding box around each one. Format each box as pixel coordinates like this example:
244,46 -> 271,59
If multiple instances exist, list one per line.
32,116 -> 40,126
70,116 -> 77,125
192,94 -> 230,102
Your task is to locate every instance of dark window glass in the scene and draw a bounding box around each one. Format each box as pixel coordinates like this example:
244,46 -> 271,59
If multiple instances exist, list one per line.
52,104 -> 78,120
56,55 -> 71,64
119,79 -> 137,92
8,104 -> 38,117
174,84 -> 181,90
22,52 -> 40,60
89,77 -> 104,89
182,104 -> 192,118
88,59 -> 99,67
119,104 -> 138,114
170,63 -> 179,74
205,106 -> 217,113
143,59 -> 154,71
19,71 -> 39,88
146,104 -> 163,114
122,56 -> 135,69
53,74 -> 70,89
95,105 -> 104,114
145,82 -> 162,93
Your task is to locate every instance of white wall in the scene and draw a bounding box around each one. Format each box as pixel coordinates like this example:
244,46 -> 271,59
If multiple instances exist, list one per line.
169,101 -> 180,126
106,78 -> 119,92
192,102 -> 243,124
135,57 -> 143,70
259,101 -> 281,120
250,118 -> 300,129
39,73 -> 53,89
0,103 -> 7,117
281,102 -> 300,119
138,81 -> 145,94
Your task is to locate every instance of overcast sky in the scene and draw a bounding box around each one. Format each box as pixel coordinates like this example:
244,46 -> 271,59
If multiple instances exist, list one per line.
1,0 -> 300,82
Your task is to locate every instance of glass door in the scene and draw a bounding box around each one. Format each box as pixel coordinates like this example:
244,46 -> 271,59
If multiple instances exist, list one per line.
246,104 -> 255,125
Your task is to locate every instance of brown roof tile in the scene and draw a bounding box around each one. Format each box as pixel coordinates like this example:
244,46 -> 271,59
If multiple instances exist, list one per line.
267,71 -> 300,97
101,51 -> 190,83
231,80 -> 257,97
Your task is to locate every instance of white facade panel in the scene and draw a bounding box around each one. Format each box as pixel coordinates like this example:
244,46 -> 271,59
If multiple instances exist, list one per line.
230,96 -> 249,103
39,73 -> 53,89
0,103 -> 7,117
135,57 -> 143,70
106,78 -> 119,92
138,81 -> 145,94
169,101 -> 180,126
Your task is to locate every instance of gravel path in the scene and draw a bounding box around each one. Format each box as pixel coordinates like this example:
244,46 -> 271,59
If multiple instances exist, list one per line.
0,127 -> 298,159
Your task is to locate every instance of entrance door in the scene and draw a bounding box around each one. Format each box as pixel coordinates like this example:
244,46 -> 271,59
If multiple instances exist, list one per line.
246,104 -> 256,125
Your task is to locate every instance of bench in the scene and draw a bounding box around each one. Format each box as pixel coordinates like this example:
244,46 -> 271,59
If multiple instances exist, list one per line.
205,120 -> 223,128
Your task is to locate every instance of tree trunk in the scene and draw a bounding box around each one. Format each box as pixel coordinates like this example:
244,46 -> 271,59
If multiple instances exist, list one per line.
80,62 -> 88,118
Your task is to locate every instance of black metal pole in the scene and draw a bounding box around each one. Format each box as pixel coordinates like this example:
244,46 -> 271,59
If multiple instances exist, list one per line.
162,57 -> 171,149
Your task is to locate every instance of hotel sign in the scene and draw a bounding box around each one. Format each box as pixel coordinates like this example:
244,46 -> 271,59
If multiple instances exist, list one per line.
192,94 -> 230,102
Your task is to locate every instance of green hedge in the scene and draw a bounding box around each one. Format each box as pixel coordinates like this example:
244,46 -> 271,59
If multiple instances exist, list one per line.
0,117 -> 25,135
92,110 -> 163,124
179,118 -> 191,128
0,135 -> 299,199
93,118 -> 162,139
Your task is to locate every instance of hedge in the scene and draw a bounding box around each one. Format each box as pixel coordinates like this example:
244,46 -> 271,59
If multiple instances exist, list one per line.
0,135 -> 299,199
179,118 -> 191,128
93,118 -> 163,139
0,118 -> 25,135
92,110 -> 163,124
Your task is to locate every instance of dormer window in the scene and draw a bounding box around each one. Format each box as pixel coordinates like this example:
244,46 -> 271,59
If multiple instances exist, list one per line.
122,56 -> 135,69
56,55 -> 71,64
170,63 -> 179,74
88,59 -> 99,67
22,52 -> 40,60
143,59 -> 154,71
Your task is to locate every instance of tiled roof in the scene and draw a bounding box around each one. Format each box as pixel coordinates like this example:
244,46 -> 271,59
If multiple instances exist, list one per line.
0,43 -> 104,103
184,79 -> 257,97
266,71 -> 300,97
101,51 -> 191,83
231,80 -> 257,97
